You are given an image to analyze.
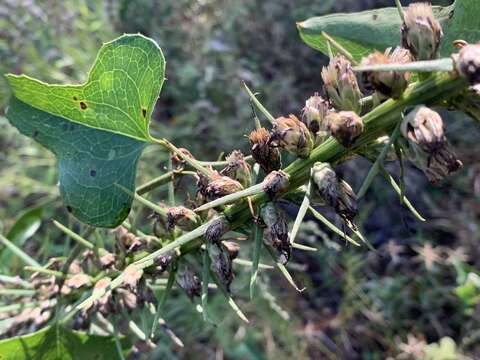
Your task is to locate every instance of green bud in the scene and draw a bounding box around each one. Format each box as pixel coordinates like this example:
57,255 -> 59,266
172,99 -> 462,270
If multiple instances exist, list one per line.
220,150 -> 252,187
260,202 -> 291,265
167,206 -> 200,231
262,170 -> 290,199
401,3 -> 443,61
321,56 -> 362,113
249,127 -> 282,173
326,111 -> 364,147
454,43 -> 480,85
360,47 -> 411,100
401,106 -> 462,183
271,115 -> 314,158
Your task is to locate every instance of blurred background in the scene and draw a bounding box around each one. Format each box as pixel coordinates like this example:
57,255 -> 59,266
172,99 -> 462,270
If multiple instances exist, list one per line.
1,0 -> 480,359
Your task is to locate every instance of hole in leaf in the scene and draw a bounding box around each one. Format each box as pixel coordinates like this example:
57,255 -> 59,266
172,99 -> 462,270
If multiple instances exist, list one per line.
90,169 -> 97,177
142,108 -> 147,118
80,101 -> 87,110
73,96 -> 78,101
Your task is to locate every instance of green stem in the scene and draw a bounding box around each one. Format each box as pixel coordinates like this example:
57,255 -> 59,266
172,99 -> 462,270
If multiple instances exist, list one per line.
0,234 -> 41,268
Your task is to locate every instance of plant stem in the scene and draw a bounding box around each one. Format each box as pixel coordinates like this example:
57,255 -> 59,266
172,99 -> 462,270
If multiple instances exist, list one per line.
0,234 -> 41,268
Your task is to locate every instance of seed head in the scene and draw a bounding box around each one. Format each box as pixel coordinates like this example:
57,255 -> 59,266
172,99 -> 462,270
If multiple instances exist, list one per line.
220,150 -> 252,187
203,173 -> 244,202
249,127 -> 282,173
401,106 -> 462,183
454,43 -> 480,85
312,162 -> 358,226
167,206 -> 200,231
361,47 -> 411,100
205,216 -> 230,243
209,243 -> 234,292
260,202 -> 291,265
176,268 -> 201,300
401,3 -> 443,61
302,93 -> 331,136
327,111 -> 364,147
262,170 -> 290,199
270,115 -> 314,158
321,56 -> 362,113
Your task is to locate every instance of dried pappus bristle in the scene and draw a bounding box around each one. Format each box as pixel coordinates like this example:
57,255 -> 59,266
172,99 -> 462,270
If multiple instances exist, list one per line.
209,243 -> 234,291
454,43 -> 480,85
176,268 -> 201,299
360,47 -> 411,100
401,2 -> 443,61
262,170 -> 290,199
327,111 -> 364,147
205,216 -> 230,243
204,174 -> 244,202
401,106 -> 462,183
167,206 -> 200,231
220,150 -> 252,187
260,202 -> 291,265
321,55 -> 362,113
271,114 -> 314,158
249,127 -> 282,173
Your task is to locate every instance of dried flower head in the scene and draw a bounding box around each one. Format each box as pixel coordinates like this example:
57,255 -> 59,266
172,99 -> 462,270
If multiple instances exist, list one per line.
171,147 -> 194,169
262,170 -> 290,199
222,241 -> 240,259
361,47 -> 411,99
327,111 -> 364,147
113,226 -> 143,253
98,251 -> 116,269
176,268 -> 201,299
401,3 -> 443,61
167,206 -> 200,231
220,150 -> 252,187
249,127 -> 282,173
209,243 -> 234,291
302,93 -> 331,136
312,162 -> 358,226
270,115 -> 314,158
454,43 -> 480,85
321,55 -> 362,113
123,264 -> 143,291
65,273 -> 91,290
204,174 -> 244,201
205,216 -> 230,243
260,202 -> 291,264
401,106 -> 462,183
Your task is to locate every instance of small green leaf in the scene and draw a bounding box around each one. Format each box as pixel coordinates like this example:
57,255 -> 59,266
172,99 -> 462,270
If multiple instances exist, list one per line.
0,326 -> 130,360
297,5 -> 452,61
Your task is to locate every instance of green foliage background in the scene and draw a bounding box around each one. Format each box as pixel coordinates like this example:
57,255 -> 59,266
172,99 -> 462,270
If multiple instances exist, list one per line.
1,0 -> 479,359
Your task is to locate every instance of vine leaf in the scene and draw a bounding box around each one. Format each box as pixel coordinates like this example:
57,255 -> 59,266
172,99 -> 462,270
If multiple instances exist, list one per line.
0,325 -> 130,360
5,34 -> 166,228
297,1 -> 480,61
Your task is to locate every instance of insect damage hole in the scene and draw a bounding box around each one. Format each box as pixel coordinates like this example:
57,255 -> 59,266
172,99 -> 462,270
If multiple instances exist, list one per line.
80,101 -> 88,110
90,169 -> 97,177
142,107 -> 147,118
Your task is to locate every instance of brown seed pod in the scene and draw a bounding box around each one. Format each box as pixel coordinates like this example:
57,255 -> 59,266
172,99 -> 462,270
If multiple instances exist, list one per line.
167,206 -> 200,231
249,127 -> 282,173
327,111 -> 364,147
270,115 -> 314,158
262,170 -> 290,199
204,174 -> 244,202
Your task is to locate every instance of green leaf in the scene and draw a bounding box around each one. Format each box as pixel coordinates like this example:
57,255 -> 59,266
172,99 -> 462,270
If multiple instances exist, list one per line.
6,98 -> 146,228
6,34 -> 165,142
5,34 -> 166,227
297,5 -> 452,61
0,326 -> 130,360
4,205 -> 43,249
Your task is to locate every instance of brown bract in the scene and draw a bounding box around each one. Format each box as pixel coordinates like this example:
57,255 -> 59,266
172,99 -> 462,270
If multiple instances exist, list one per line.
249,127 -> 282,173
327,111 -> 364,147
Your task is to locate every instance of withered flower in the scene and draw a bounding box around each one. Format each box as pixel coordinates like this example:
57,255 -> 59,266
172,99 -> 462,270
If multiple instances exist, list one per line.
401,106 -> 462,183
360,47 -> 411,99
249,127 -> 282,173
220,150 -> 252,187
302,93 -> 331,136
401,3 -> 443,60
327,111 -> 364,147
222,241 -> 240,259
321,55 -> 362,113
205,216 -> 230,243
65,273 -> 91,289
176,268 -> 201,299
262,170 -> 290,199
123,264 -> 143,291
167,206 -> 200,231
98,251 -> 116,269
270,115 -> 314,158
260,202 -> 291,264
204,174 -> 244,202
171,147 -> 194,169
454,43 -> 480,85
209,243 -> 234,291
312,162 -> 358,226
113,226 -> 143,253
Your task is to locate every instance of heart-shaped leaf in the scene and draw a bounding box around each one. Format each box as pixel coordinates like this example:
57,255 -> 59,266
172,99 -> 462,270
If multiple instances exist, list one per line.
297,1 -> 480,61
5,34 -> 165,227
